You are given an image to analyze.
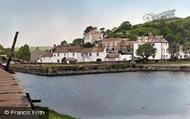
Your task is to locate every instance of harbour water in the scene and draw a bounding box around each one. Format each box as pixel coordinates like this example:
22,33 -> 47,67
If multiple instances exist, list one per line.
15,72 -> 190,119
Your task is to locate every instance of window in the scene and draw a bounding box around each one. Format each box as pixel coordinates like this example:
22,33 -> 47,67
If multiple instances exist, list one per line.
58,53 -> 60,56
73,53 -> 75,56
57,60 -> 60,63
89,53 -> 92,56
97,53 -> 99,56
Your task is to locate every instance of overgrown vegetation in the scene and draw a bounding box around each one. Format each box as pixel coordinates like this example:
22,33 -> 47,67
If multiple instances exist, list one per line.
48,109 -> 75,119
136,43 -> 156,62
16,44 -> 31,61
36,106 -> 76,119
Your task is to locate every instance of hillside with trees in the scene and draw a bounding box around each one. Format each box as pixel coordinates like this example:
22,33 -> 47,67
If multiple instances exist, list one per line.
106,17 -> 190,43
105,17 -> 190,60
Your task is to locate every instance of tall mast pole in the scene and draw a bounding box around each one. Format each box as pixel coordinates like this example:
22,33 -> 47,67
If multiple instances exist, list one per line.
5,32 -> 19,72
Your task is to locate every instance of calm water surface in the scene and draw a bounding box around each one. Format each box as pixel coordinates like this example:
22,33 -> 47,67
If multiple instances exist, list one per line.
15,72 -> 190,119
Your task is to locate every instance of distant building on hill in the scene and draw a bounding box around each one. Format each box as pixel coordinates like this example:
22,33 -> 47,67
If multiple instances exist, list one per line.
84,27 -> 103,44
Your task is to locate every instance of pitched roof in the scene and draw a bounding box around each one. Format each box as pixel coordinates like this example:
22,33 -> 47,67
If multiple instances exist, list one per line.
136,36 -> 168,43
82,47 -> 104,53
102,38 -> 124,43
121,40 -> 136,46
41,52 -> 53,57
54,46 -> 104,53
54,46 -> 82,53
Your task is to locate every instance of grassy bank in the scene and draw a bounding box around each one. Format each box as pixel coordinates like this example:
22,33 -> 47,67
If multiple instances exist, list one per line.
36,106 -> 76,119
49,109 -> 76,119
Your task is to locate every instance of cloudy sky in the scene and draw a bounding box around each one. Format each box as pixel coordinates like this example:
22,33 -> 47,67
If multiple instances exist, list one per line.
0,0 -> 190,47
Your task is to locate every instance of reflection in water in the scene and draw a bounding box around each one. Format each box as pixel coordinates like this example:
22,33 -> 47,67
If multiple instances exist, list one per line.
15,72 -> 190,119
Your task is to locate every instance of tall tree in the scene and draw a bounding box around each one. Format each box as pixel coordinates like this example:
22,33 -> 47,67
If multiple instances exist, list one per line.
117,21 -> 132,32
60,40 -> 67,46
0,44 -> 4,55
168,43 -> 179,60
83,42 -> 94,48
165,34 -> 179,44
71,38 -> 84,46
16,44 -> 31,61
136,43 -> 156,61
84,26 -> 94,33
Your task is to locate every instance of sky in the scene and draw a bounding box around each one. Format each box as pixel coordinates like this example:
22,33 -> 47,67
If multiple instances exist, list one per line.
0,0 -> 190,47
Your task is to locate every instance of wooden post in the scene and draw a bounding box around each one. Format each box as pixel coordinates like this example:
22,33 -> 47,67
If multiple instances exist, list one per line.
26,93 -> 41,109
5,31 -> 19,72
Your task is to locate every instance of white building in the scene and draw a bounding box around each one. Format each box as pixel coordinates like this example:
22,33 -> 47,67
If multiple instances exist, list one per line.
133,35 -> 170,60
37,52 -> 54,63
84,28 -> 103,44
37,46 -> 107,63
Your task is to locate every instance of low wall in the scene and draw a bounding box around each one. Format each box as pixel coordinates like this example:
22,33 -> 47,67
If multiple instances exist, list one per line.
11,63 -> 131,76
10,63 -> 190,76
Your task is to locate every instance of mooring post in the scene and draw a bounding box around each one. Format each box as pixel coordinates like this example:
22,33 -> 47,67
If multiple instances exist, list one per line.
5,31 -> 19,72
26,93 -> 41,110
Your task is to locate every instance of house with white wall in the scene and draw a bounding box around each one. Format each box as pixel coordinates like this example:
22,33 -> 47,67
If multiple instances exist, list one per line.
81,47 -> 107,62
133,35 -> 170,60
37,46 -> 107,63
37,52 -> 54,63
